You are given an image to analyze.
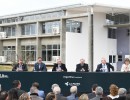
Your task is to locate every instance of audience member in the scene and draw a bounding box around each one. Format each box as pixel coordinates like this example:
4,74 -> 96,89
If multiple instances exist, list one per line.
30,86 -> 43,100
12,80 -> 25,98
126,94 -> 130,100
88,84 -> 98,99
96,58 -> 114,72
7,88 -> 19,100
0,91 -> 8,100
51,84 -> 59,92
90,86 -> 103,100
46,92 -> 56,100
28,82 -> 45,98
12,59 -> 28,72
76,59 -> 89,72
107,84 -> 119,99
79,94 -> 88,100
19,92 -> 31,100
33,57 -> 47,72
118,88 -> 127,100
53,86 -> 67,100
67,86 -> 78,100
121,58 -> 130,72
52,59 -> 67,72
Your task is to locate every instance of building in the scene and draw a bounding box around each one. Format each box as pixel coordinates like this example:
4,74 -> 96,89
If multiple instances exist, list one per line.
0,3 -> 130,71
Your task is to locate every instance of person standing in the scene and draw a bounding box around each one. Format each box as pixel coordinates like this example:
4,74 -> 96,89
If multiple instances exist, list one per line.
33,57 -> 47,72
121,58 -> 130,72
96,57 -> 114,72
76,59 -> 89,72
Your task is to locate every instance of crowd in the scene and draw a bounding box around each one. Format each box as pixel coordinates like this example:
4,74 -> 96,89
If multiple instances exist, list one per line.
12,56 -> 130,72
0,80 -> 130,100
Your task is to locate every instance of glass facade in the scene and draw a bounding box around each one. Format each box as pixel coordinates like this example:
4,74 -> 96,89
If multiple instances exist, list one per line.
108,28 -> 117,39
21,24 -> 36,35
1,26 -> 16,36
2,46 -> 16,62
42,44 -> 60,61
42,20 -> 82,34
106,13 -> 129,25
21,45 -> 36,61
1,11 -> 65,24
66,20 -> 82,33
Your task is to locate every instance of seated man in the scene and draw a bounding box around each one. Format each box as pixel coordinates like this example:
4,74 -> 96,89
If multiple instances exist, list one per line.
12,59 -> 28,72
76,59 -> 89,72
96,57 -> 114,72
33,57 -> 47,72
52,59 -> 67,72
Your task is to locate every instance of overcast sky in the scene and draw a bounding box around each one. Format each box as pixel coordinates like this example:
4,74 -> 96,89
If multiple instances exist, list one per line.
0,0 -> 130,16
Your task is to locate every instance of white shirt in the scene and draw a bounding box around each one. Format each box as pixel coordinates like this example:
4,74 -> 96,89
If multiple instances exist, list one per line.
121,64 -> 130,72
101,64 -> 108,72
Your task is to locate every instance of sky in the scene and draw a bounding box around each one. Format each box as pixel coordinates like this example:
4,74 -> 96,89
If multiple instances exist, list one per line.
0,0 -> 130,16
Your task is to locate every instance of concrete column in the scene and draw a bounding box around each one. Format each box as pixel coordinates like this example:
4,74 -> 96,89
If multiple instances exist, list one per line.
36,22 -> 42,59
16,38 -> 21,61
88,11 -> 94,72
36,37 -> 42,59
0,40 -> 3,56
37,22 -> 42,35
60,19 -> 66,63
16,24 -> 21,36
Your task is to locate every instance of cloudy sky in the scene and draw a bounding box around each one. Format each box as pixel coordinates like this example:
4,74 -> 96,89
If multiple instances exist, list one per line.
0,0 -> 130,16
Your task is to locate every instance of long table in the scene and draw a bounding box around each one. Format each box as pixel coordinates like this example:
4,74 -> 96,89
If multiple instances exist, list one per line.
0,72 -> 130,95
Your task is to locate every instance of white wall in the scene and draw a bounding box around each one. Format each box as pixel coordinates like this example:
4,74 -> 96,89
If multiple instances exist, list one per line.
66,17 -> 89,71
93,12 -> 117,71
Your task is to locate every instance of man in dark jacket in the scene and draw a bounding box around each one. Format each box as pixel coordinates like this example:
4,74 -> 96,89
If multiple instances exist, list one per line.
12,59 -> 28,72
52,59 -> 67,72
76,59 -> 89,72
96,58 -> 114,72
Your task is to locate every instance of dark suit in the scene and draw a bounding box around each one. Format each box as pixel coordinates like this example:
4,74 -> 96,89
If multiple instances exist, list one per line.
33,62 -> 47,72
52,63 -> 67,72
12,63 -> 28,71
88,92 -> 96,99
56,94 -> 67,100
76,63 -> 89,72
90,95 -> 103,100
96,63 -> 114,72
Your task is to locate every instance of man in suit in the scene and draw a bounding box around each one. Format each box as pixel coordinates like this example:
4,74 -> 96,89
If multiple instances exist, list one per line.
33,57 -> 47,72
90,86 -> 103,100
88,84 -> 98,99
96,58 -> 114,72
28,82 -> 45,99
12,59 -> 28,72
53,86 -> 67,100
67,86 -> 78,100
52,59 -> 67,72
12,80 -> 25,98
76,59 -> 89,72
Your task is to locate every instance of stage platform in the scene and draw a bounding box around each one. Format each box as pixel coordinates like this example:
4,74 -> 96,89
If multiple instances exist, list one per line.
0,72 -> 129,95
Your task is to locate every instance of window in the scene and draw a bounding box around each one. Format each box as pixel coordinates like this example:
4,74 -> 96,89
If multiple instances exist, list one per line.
42,21 -> 60,34
2,26 -> 16,36
106,14 -> 129,25
109,55 -> 116,63
42,44 -> 60,61
108,28 -> 116,39
118,55 -> 122,61
21,24 -> 36,35
2,46 -> 16,62
21,45 -> 36,61
66,20 -> 82,33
